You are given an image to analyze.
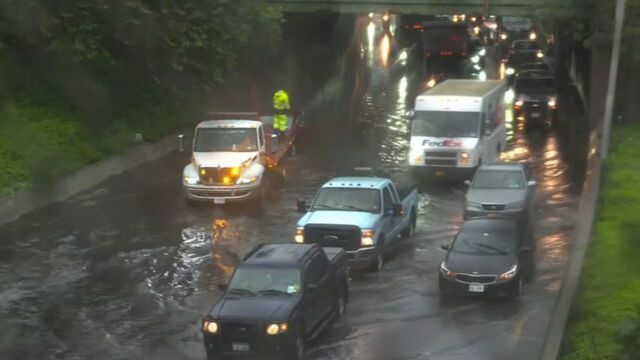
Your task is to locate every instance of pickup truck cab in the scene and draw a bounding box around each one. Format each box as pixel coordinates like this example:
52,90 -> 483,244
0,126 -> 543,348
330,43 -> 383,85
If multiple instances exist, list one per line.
202,243 -> 349,360
295,176 -> 418,272
182,112 -> 298,206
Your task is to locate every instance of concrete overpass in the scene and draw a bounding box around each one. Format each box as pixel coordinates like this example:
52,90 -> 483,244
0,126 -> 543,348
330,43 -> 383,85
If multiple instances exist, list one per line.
267,0 -> 535,16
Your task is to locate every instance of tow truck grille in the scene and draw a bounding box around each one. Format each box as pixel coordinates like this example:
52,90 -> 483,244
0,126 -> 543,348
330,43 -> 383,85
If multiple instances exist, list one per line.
304,225 -> 361,251
199,167 -> 239,185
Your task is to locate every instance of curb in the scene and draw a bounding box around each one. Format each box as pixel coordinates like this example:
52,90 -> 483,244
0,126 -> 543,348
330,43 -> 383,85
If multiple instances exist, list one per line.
0,132 -> 186,228
540,131 -> 602,360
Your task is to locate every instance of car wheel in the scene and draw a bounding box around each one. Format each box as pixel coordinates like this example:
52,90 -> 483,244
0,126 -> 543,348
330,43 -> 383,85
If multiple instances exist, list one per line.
335,288 -> 347,319
402,213 -> 416,240
512,277 -> 523,298
370,245 -> 384,273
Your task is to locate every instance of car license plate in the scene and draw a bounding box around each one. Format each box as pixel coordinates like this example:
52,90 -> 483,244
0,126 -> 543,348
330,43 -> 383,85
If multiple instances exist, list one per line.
213,198 -> 225,204
232,343 -> 249,352
531,112 -> 541,118
469,283 -> 485,293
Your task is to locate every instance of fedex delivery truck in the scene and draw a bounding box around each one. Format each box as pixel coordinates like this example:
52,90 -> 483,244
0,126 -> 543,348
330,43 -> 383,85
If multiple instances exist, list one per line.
408,79 -> 507,176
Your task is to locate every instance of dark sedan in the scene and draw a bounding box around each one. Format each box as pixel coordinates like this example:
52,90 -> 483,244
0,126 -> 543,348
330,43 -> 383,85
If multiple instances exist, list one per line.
439,219 -> 535,299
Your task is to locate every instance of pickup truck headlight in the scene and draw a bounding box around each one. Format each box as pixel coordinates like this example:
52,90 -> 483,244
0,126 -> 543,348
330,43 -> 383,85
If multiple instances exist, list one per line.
203,320 -> 219,334
294,228 -> 304,243
361,230 -> 375,247
499,264 -> 518,280
440,262 -> 455,278
266,323 -> 288,335
184,176 -> 199,185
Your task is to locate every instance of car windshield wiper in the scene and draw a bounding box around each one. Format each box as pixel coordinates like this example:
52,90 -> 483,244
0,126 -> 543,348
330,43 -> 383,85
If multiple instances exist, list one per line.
341,204 -> 372,212
476,243 -> 509,255
257,289 -> 291,296
312,204 -> 338,210
228,288 -> 256,296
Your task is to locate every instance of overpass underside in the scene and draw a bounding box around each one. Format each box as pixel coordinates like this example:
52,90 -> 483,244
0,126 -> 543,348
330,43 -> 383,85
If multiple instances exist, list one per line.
268,0 -> 534,16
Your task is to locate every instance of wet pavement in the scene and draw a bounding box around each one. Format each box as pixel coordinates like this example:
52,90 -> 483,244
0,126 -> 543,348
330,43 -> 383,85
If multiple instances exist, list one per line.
0,15 -> 588,360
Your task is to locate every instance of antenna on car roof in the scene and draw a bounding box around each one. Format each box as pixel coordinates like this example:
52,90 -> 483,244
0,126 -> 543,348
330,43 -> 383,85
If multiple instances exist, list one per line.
243,243 -> 266,261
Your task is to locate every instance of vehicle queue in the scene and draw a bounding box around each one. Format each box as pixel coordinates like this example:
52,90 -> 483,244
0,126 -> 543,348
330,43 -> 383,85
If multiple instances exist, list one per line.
188,17 -> 549,360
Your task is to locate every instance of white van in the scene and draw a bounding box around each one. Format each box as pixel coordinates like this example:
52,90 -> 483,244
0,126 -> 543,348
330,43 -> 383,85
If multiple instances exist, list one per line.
408,79 -> 507,175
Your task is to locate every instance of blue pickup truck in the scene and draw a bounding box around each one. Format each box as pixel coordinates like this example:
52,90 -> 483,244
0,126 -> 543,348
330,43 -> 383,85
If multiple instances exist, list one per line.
294,175 -> 419,272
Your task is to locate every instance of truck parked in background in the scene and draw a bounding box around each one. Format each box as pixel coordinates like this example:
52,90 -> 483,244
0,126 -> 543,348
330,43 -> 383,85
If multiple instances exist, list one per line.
181,112 -> 299,207
408,79 -> 507,177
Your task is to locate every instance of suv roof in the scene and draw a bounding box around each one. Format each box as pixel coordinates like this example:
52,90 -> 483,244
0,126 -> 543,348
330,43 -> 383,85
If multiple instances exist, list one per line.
323,177 -> 389,189
516,70 -> 554,79
243,243 -> 318,267
478,162 -> 526,172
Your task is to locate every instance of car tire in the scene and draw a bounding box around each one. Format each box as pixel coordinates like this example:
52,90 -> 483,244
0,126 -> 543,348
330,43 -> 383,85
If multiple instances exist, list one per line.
402,212 -> 416,240
287,333 -> 305,360
512,277 -> 523,298
334,287 -> 347,319
370,240 -> 385,273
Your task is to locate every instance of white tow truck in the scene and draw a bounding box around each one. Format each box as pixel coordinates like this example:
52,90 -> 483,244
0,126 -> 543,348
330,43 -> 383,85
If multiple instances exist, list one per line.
408,79 -> 507,177
181,112 -> 299,206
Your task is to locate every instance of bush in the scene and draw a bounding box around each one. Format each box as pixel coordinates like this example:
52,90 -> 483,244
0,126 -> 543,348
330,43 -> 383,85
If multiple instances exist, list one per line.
614,306 -> 640,360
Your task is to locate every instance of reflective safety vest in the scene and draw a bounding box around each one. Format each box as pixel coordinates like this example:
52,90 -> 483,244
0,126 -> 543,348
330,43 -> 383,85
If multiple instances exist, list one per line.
273,90 -> 290,132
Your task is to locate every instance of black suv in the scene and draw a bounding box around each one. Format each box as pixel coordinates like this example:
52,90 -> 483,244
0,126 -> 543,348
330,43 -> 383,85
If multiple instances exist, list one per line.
512,70 -> 558,127
202,243 -> 349,360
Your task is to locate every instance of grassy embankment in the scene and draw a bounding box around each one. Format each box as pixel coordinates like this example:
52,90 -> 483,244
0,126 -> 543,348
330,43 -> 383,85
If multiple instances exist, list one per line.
562,124 -> 640,359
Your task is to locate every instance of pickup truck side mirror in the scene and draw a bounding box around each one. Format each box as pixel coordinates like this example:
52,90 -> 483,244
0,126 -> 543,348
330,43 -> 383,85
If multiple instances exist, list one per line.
177,134 -> 185,153
217,283 -> 228,292
296,200 -> 308,213
392,203 -> 404,217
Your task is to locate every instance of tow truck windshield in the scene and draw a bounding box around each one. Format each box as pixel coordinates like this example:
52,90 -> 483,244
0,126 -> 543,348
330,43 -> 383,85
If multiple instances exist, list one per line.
228,267 -> 301,296
194,128 -> 258,152
413,111 -> 479,138
312,188 -> 381,213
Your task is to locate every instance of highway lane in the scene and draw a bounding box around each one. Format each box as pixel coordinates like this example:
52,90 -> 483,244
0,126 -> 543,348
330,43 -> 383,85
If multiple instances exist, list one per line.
0,15 -> 587,360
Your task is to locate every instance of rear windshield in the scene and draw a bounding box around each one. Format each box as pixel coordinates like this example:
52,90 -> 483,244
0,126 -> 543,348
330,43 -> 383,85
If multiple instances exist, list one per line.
512,41 -> 540,51
312,188 -> 381,213
515,78 -> 554,93
452,229 -> 516,255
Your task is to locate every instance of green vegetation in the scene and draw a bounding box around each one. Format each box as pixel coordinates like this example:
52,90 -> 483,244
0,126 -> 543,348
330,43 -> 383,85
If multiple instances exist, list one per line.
562,124 -> 640,359
0,1 -> 281,197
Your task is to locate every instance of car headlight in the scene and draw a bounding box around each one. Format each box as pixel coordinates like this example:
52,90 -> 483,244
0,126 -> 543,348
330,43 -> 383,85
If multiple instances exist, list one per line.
426,78 -> 436,88
506,201 -> 526,210
237,176 -> 258,184
266,323 -> 288,335
184,176 -> 199,185
203,320 -> 219,334
361,230 -> 375,247
294,227 -> 304,243
505,67 -> 515,75
499,264 -> 518,280
440,262 -> 455,278
536,50 -> 544,59
548,98 -> 557,108
465,200 -> 482,210
514,99 -> 524,108
500,33 -> 508,40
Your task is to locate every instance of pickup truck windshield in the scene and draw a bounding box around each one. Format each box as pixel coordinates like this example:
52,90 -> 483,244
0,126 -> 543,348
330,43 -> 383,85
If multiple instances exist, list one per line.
473,170 -> 525,189
452,230 -> 516,255
228,267 -> 301,296
312,188 -> 381,213
194,128 -> 258,152
413,111 -> 479,138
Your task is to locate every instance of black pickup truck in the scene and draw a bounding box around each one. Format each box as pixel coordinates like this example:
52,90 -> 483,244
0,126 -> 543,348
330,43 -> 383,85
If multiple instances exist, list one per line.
202,243 -> 349,360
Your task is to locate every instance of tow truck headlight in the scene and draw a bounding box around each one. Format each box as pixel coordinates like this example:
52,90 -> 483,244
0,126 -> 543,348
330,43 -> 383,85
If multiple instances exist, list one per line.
440,262 -> 455,278
499,264 -> 518,280
203,320 -> 219,334
266,323 -> 288,335
361,230 -> 375,247
184,176 -> 199,185
237,176 -> 258,184
294,228 -> 304,243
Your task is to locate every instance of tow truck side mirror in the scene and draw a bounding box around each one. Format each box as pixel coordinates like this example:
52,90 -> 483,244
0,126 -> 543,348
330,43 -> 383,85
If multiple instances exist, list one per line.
178,134 -> 185,153
297,200 -> 308,213
217,283 -> 228,292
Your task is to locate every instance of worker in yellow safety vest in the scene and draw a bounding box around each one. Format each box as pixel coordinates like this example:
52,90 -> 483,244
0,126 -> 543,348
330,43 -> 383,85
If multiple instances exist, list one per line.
273,90 -> 290,136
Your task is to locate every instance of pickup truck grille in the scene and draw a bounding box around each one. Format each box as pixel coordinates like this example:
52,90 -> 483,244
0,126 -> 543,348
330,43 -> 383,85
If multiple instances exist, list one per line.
304,225 -> 361,251
220,321 -> 259,340
199,167 -> 239,185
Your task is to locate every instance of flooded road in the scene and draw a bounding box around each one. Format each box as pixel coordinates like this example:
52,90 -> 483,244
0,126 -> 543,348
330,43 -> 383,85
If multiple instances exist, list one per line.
0,15 -> 587,360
